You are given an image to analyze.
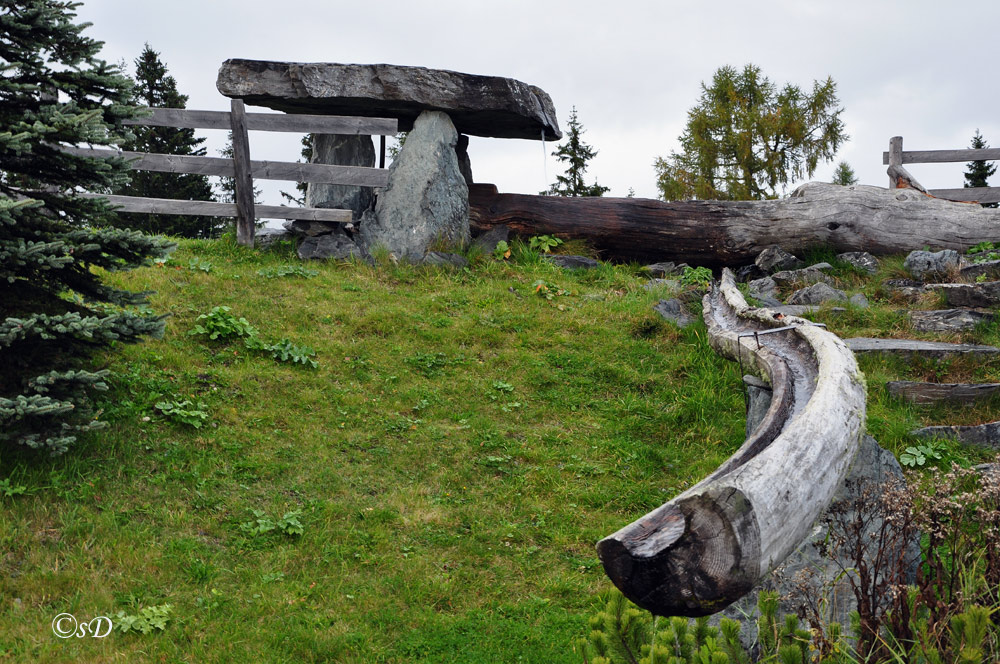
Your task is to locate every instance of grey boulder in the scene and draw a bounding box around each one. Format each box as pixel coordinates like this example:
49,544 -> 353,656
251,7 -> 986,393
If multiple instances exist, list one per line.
297,233 -> 361,261
786,282 -> 847,306
305,133 -> 376,220
755,245 -> 802,273
837,251 -> 880,274
904,249 -> 961,281
358,110 -> 470,262
545,255 -> 600,270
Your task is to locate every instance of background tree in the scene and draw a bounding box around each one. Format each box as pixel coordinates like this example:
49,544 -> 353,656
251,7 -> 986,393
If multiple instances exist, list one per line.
110,44 -> 221,237
964,129 -> 997,208
655,64 -> 847,201
831,161 -> 859,186
0,0 -> 173,454
542,106 -> 609,197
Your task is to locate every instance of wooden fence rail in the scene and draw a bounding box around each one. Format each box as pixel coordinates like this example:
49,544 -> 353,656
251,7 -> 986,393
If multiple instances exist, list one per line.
73,99 -> 397,246
882,135 -> 1000,204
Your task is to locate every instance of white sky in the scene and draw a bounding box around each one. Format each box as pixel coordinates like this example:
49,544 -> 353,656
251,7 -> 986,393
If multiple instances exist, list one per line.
74,0 -> 1000,211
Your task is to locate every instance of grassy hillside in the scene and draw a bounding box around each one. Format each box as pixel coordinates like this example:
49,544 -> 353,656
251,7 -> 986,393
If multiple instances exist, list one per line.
2,239 -> 998,662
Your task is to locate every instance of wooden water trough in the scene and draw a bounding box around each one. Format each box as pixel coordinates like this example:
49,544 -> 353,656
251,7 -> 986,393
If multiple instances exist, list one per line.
597,269 -> 867,616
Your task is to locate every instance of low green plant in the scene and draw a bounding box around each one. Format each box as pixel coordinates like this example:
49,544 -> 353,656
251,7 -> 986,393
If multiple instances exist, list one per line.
188,306 -> 258,341
154,399 -> 209,428
114,603 -> 173,635
261,339 -> 318,368
240,509 -> 304,537
404,352 -> 466,378
967,241 -> 995,255
533,279 -> 572,300
900,440 -> 946,468
679,266 -> 714,289
529,234 -> 564,253
257,265 -> 319,279
0,477 -> 27,499
187,259 -> 213,273
493,240 -> 511,260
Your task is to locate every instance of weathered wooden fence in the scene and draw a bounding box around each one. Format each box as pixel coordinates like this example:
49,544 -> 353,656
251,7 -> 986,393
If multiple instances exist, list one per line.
883,135 -> 1000,204
71,99 -> 397,246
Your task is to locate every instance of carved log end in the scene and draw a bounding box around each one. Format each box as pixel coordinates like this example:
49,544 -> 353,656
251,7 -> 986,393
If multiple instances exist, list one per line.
597,490 -> 760,617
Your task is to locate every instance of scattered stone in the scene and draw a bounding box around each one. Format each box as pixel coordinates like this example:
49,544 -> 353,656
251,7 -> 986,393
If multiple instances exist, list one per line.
717,435 -> 917,648
959,259 -> 1000,282
282,219 -> 344,237
642,278 -> 679,292
770,264 -> 833,288
256,226 -> 295,247
786,282 -> 847,306
216,59 -> 562,140
755,245 -> 802,273
848,293 -> 870,308
471,225 -> 509,255
934,281 -> 1000,307
734,263 -> 766,283
911,421 -> 1000,449
748,276 -> 779,302
643,261 -> 687,277
837,251 -> 879,274
297,233 -> 361,261
357,110 -> 470,261
908,308 -> 996,332
887,381 -> 1000,405
305,133 -> 375,220
846,337 -> 1000,359
903,249 -> 961,281
544,255 -> 600,270
882,279 -> 929,300
422,252 -> 469,268
653,298 -> 695,328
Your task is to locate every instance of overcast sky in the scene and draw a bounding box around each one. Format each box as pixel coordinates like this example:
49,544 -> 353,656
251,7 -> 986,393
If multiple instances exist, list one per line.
74,0 -> 1000,209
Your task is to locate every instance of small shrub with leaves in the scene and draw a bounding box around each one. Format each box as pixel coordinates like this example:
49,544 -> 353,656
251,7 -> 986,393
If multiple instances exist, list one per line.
900,440 -> 946,468
493,240 -> 511,260
115,603 -> 173,635
188,306 -> 258,341
240,509 -> 304,538
154,399 -> 209,428
262,339 -> 318,368
529,234 -> 564,253
187,259 -> 213,273
679,266 -> 714,289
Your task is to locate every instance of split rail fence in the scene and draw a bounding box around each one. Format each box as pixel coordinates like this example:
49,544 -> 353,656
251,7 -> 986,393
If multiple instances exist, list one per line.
883,135 -> 1000,204
70,99 -> 397,246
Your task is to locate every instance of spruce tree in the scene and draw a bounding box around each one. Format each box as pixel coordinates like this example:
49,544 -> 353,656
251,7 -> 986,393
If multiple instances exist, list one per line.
964,129 -> 997,208
831,161 -> 859,186
542,106 -> 610,197
110,44 -> 220,237
0,1 -> 174,454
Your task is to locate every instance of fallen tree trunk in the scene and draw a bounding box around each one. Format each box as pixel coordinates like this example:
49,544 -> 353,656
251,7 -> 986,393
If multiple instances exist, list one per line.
597,270 -> 866,616
469,182 -> 1000,266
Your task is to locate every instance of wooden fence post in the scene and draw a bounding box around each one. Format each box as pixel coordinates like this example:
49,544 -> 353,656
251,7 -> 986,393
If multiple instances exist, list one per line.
229,99 -> 256,247
888,136 -> 903,189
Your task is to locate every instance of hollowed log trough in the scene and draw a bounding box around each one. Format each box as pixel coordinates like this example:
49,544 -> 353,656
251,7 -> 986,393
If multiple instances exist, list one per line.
597,269 -> 866,616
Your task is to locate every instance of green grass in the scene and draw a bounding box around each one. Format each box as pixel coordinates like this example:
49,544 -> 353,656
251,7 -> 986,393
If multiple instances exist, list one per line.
0,239 -> 745,663
4,239 -> 1000,662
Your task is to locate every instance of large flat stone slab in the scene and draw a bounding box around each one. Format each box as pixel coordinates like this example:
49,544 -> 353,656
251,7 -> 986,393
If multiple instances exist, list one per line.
933,281 -> 1000,307
846,337 -> 1000,359
888,381 -> 1000,405
216,59 -> 561,140
908,308 -> 996,332
911,421 -> 1000,449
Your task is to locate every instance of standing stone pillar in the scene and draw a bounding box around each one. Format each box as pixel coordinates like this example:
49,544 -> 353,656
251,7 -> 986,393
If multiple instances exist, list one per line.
305,134 -> 376,219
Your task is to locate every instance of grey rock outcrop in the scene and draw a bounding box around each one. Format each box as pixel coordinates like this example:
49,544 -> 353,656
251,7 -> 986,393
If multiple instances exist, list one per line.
961,259 -> 1000,281
544,255 -> 600,270
305,133 -> 376,220
909,308 -> 996,332
849,293 -> 870,308
654,298 -> 695,328
771,263 -> 833,288
755,245 -> 802,273
643,261 -> 688,278
837,251 -> 879,274
904,249 -> 961,281
748,276 -> 781,306
935,281 -> 1000,307
358,110 -> 470,261
297,233 -> 362,261
217,60 -> 561,140
786,282 -> 847,306
282,219 -> 345,237
911,421 -> 1000,449
471,225 -> 509,255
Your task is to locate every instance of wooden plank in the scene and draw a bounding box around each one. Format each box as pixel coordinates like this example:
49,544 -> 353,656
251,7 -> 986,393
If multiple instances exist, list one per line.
78,193 -> 352,222
888,136 -> 903,188
882,147 -> 1000,165
929,187 -> 1000,204
122,107 -> 398,135
62,146 -> 389,186
888,381 -> 1000,405
230,99 -> 256,247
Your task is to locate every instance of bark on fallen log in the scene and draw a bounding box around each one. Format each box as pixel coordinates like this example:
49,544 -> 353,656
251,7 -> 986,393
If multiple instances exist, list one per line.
597,270 -> 866,616
469,182 -> 1000,266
